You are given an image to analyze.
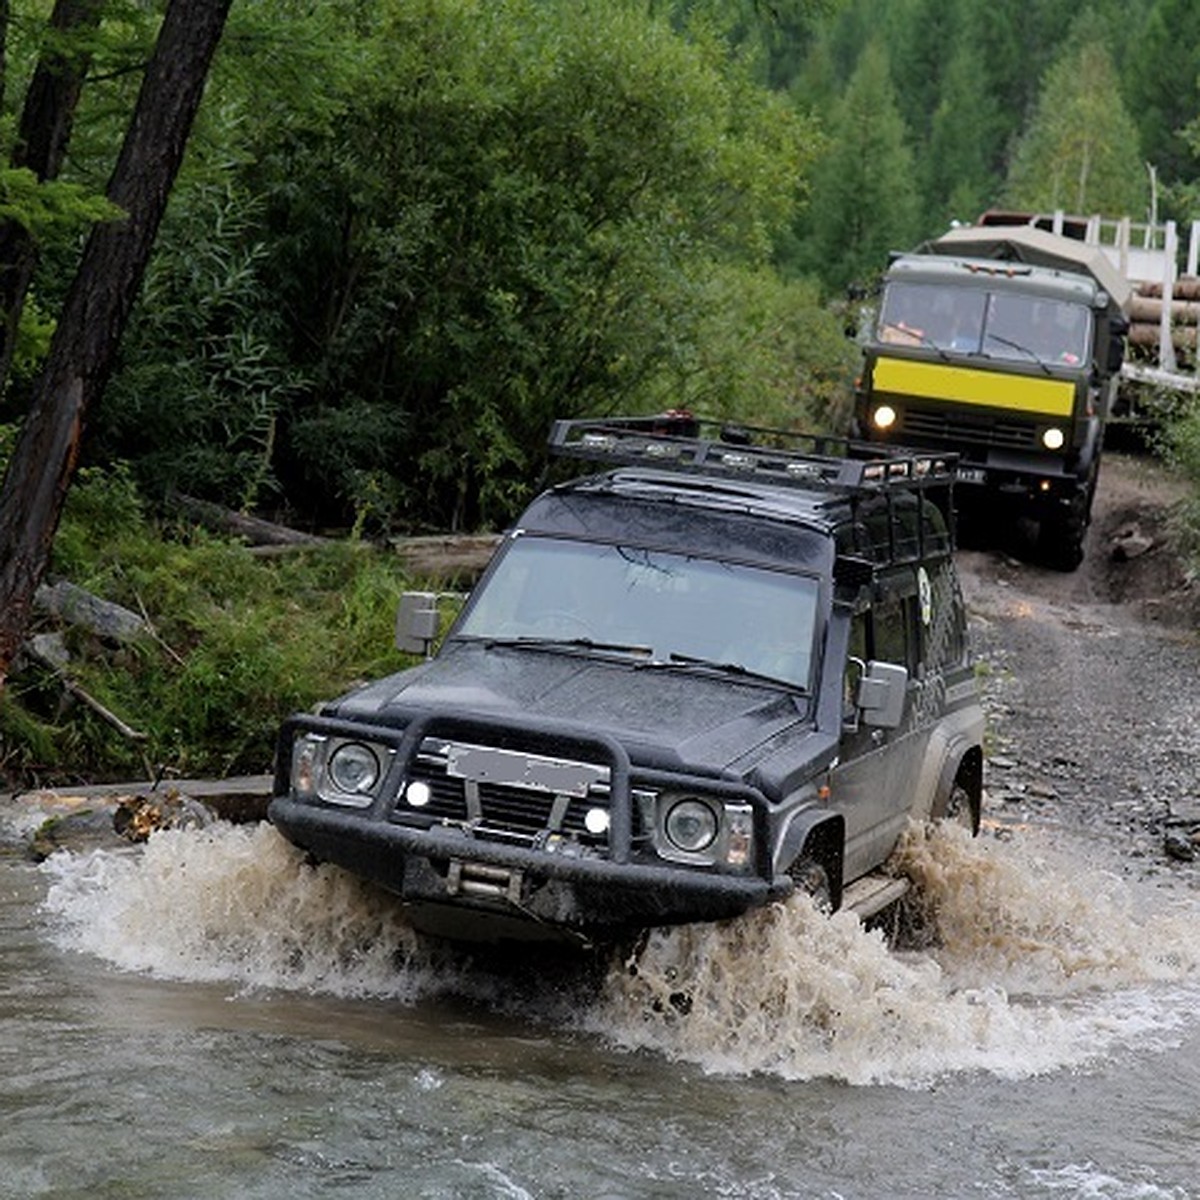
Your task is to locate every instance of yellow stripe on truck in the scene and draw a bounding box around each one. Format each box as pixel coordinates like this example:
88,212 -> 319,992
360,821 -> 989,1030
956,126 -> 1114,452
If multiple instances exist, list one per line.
873,357 -> 1074,417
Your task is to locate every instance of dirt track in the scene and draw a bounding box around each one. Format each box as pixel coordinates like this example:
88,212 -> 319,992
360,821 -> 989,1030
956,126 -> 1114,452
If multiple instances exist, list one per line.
956,451 -> 1200,868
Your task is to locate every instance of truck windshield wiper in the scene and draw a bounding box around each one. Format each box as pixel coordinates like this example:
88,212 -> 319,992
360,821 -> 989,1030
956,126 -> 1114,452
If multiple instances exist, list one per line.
984,333 -> 1052,375
640,651 -> 807,692
877,320 -> 952,362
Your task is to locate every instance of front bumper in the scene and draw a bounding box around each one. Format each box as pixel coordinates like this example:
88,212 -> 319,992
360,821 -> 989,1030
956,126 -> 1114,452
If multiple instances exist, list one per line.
269,795 -> 787,938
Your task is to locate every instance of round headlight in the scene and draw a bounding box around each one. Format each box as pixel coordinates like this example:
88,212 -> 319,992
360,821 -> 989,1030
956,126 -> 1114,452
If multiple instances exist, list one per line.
1041,426 -> 1065,450
664,798 -> 719,853
872,404 -> 897,430
328,742 -> 380,795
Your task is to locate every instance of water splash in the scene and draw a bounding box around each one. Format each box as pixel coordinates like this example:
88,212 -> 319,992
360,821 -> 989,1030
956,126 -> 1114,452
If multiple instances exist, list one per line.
41,822 -> 453,1000
40,819 -> 1200,1085
594,824 -> 1200,1084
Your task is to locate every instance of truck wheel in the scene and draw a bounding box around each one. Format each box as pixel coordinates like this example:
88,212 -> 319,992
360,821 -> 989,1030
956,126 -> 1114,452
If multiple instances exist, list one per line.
1038,514 -> 1086,572
788,857 -> 834,914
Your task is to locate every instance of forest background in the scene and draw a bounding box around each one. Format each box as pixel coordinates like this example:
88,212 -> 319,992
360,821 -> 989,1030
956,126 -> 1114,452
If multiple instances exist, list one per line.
0,0 -> 1198,785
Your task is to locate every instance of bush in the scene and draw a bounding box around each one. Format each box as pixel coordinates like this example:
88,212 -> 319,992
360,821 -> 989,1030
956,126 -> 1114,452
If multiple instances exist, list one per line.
1163,406 -> 1200,572
0,466 -> 421,785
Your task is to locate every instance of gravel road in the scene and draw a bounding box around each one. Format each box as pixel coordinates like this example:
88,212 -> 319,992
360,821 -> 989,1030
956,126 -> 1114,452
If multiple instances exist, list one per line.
956,450 -> 1200,871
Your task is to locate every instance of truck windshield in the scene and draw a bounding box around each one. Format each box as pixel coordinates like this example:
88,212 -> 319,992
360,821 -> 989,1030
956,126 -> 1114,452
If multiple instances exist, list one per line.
878,282 -> 1090,366
454,536 -> 820,690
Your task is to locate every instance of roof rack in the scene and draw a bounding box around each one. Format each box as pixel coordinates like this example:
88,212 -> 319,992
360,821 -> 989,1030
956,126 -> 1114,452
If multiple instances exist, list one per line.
548,414 -> 958,494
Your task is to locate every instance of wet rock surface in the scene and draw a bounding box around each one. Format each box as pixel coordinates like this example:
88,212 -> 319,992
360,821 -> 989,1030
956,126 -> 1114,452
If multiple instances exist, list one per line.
957,451 -> 1200,878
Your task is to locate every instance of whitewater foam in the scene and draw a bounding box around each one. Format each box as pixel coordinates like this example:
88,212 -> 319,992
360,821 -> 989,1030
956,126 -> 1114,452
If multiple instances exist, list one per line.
39,819 -> 1200,1086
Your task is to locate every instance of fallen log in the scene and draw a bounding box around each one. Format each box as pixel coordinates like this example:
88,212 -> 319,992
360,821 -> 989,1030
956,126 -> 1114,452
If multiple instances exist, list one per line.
1128,322 -> 1198,350
1137,276 -> 1200,301
390,533 -> 501,580
1128,295 -> 1200,324
170,492 -> 329,547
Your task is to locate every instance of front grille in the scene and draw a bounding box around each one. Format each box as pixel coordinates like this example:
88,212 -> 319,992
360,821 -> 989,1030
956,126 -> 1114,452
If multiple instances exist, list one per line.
902,405 -> 1037,450
391,737 -> 613,849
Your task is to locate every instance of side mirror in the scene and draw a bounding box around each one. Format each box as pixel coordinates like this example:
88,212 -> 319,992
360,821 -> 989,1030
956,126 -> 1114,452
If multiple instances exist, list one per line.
857,660 -> 908,728
395,591 -> 440,656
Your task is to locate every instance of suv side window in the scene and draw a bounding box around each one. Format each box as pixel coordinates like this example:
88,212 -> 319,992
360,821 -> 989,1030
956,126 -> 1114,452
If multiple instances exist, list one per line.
870,590 -> 918,671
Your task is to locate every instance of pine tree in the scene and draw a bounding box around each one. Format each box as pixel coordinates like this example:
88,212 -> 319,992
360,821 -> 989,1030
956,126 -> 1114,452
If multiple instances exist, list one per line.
797,39 -> 919,292
1004,34 -> 1147,216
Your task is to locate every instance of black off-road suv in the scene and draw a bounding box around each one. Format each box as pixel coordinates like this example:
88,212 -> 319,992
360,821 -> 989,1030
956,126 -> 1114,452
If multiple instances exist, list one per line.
269,416 -> 984,944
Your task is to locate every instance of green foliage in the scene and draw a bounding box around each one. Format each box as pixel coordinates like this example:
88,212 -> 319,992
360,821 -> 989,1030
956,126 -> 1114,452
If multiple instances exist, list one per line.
0,166 -> 119,235
790,39 -> 919,293
1123,0 -> 1200,187
0,464 -> 419,782
1004,30 -> 1147,215
95,177 -> 307,510
1163,407 -> 1200,572
98,0 -> 823,532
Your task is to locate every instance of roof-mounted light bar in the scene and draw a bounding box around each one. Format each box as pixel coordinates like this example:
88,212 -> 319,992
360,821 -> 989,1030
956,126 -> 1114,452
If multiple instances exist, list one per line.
550,414 -> 958,494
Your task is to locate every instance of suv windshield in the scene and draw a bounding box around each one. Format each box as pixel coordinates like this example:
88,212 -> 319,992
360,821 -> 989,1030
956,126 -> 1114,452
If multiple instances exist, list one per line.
454,536 -> 820,690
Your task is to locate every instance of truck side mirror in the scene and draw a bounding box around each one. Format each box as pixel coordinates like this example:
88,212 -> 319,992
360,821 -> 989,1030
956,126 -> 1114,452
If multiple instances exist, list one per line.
857,660 -> 909,728
395,591 -> 440,656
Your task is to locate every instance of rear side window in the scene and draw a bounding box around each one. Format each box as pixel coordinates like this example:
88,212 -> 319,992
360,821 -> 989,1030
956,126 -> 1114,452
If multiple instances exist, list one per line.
870,591 -> 919,672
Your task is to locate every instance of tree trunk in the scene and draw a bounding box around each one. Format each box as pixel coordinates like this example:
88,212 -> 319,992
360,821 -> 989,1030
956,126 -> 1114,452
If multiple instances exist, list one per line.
0,0 -> 232,687
0,0 -> 105,390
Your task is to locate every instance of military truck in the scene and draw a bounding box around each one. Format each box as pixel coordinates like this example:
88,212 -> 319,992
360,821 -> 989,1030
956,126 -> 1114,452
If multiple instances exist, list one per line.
854,225 -> 1132,570
269,416 -> 984,946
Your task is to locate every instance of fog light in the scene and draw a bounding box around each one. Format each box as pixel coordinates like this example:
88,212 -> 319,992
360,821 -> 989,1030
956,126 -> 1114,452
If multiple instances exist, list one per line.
872,404 -> 897,430
584,807 -> 610,835
665,799 -> 718,853
1041,426 -> 1065,450
405,780 -> 432,808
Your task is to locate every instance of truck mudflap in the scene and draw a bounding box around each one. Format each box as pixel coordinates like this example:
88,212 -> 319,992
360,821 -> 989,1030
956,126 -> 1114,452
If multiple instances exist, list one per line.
268,796 -> 789,935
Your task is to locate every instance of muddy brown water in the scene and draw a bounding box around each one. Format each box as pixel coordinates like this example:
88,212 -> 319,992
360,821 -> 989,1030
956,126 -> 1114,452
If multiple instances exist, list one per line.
2,810 -> 1198,1200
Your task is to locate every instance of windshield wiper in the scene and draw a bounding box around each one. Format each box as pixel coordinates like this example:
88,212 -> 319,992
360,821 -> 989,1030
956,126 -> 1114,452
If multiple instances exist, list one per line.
639,651 -> 806,692
984,333 -> 1052,375
470,635 -> 654,658
877,320 -> 951,363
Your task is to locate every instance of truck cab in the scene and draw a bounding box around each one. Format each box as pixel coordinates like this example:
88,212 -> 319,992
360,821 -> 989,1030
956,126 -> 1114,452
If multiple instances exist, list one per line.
855,226 -> 1131,570
269,416 -> 984,945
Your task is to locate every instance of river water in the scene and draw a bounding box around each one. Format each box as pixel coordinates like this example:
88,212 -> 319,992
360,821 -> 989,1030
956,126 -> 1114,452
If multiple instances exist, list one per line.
2,807 -> 1198,1200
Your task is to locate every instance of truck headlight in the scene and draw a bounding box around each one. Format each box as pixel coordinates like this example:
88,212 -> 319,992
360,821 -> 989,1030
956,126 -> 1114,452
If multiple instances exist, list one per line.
871,404 -> 897,430
1041,426 -> 1065,450
664,798 -> 719,853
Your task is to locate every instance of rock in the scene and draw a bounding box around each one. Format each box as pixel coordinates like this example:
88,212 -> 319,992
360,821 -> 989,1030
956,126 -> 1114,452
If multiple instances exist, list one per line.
25,788 -> 218,861
1163,831 -> 1196,862
28,810 -> 127,861
27,631 -> 70,670
1027,782 -> 1059,800
1166,797 -> 1200,826
1110,524 -> 1155,562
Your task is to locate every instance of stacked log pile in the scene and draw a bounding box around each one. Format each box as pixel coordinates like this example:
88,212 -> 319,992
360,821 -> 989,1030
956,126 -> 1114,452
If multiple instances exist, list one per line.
1128,276 -> 1200,357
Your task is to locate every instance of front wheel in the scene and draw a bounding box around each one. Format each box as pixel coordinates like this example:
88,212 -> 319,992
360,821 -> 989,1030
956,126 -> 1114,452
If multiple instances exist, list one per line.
939,782 -> 977,833
788,857 -> 834,914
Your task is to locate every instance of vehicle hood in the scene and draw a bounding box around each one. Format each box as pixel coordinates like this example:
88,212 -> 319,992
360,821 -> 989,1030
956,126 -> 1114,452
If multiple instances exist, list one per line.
327,641 -> 811,776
